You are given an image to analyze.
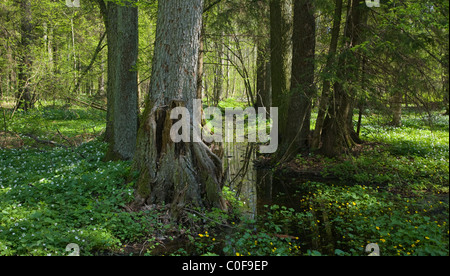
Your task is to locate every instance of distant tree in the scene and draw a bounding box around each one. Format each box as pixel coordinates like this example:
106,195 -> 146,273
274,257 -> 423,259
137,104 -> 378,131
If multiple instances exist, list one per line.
16,0 -> 35,111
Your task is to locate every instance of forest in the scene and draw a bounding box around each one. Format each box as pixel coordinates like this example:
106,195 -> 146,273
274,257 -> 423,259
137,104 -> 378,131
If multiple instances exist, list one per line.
0,0 -> 448,257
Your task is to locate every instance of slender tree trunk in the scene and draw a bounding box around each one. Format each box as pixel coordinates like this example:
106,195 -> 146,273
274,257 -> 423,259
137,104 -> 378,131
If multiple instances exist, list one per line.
197,28 -> 205,100
132,0 -> 226,216
443,34 -> 449,115
256,39 -> 271,111
16,0 -> 33,111
311,0 -> 343,149
213,34 -> 224,105
105,0 -> 139,161
281,0 -> 316,159
391,89 -> 402,127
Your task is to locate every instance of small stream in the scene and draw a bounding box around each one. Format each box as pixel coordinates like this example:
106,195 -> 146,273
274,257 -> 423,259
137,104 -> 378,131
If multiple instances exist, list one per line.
222,142 -> 339,255
222,143 -> 316,217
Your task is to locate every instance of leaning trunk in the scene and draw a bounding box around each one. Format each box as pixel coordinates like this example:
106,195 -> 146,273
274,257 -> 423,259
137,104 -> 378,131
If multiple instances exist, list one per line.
132,0 -> 226,216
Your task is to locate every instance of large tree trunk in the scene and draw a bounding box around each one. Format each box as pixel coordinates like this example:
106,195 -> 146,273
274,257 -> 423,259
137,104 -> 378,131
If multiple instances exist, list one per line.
255,1 -> 271,111
270,0 -> 292,136
132,0 -> 226,216
311,0 -> 343,149
104,0 -> 139,161
281,0 -> 316,159
320,0 -> 364,157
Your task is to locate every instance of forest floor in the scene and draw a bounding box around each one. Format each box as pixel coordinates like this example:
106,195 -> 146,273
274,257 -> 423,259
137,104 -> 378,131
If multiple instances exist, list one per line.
0,101 -> 448,256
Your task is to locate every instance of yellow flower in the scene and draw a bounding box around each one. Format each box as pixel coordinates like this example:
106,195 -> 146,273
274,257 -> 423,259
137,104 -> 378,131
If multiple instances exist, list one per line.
236,252 -> 240,256
380,239 -> 386,243
376,226 -> 380,230
425,236 -> 430,240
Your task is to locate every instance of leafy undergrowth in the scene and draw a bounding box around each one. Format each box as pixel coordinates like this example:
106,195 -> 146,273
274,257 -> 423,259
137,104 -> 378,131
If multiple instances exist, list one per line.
0,106 -> 448,256
0,141 -> 152,256
2,104 -> 105,148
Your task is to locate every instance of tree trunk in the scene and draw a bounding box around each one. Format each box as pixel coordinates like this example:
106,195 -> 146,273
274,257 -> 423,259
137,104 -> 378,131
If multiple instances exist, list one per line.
197,27 -> 205,100
443,33 -> 449,116
280,0 -> 316,159
255,39 -> 271,111
105,0 -> 139,161
132,0 -> 226,216
213,34 -> 224,105
311,0 -> 343,149
270,0 -> 292,136
320,0 -> 364,157
16,0 -> 34,111
391,89 -> 402,127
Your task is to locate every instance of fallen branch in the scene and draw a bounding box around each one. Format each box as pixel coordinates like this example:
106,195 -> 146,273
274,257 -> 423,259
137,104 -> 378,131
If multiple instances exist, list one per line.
21,133 -> 68,148
67,97 -> 107,112
56,128 -> 76,147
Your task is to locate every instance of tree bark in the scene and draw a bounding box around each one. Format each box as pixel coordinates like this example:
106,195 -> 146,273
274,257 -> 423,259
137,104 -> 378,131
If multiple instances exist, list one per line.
256,39 -> 271,111
16,0 -> 34,111
391,89 -> 402,127
105,0 -> 139,161
311,0 -> 343,149
270,0 -> 292,136
132,0 -> 226,216
320,0 -> 365,157
281,0 -> 316,159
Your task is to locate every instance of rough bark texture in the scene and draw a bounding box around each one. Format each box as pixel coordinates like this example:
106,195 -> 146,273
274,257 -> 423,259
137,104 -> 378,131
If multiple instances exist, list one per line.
311,0 -> 343,149
281,0 -> 316,159
270,0 -> 292,135
320,0 -> 364,157
255,1 -> 271,111
105,0 -> 139,161
132,0 -> 226,216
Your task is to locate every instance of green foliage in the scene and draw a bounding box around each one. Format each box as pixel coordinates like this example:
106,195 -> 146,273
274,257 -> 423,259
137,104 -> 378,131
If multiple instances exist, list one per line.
5,104 -> 105,146
217,97 -> 248,110
1,99 -> 449,257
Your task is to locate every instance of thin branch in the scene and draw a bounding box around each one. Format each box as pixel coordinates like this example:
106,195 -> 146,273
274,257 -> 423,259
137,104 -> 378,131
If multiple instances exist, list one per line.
203,0 -> 222,14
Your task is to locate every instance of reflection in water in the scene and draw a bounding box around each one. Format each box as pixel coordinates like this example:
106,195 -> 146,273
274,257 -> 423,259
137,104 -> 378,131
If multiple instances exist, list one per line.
223,142 -> 276,219
223,143 -> 257,218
